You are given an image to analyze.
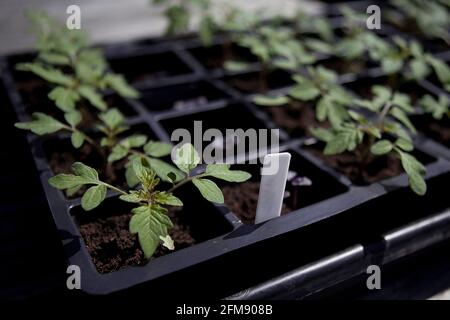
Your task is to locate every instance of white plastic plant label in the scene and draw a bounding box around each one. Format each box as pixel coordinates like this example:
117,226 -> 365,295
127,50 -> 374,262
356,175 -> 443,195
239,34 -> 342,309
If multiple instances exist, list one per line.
255,152 -> 291,224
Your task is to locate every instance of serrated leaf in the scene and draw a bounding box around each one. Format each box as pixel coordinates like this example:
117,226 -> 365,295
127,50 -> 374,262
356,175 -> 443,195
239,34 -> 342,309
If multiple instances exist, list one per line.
48,87 -> 79,112
78,85 -> 107,111
129,205 -> 172,258
108,144 -> 129,163
72,162 -> 99,181
15,113 -> 66,135
81,185 -> 107,211
16,63 -> 74,86
370,140 -> 393,155
174,143 -> 200,174
38,52 -> 70,65
289,83 -> 320,101
154,192 -> 183,206
147,157 -> 185,183
119,192 -> 142,203
205,164 -> 251,182
99,108 -> 124,130
192,178 -> 224,204
310,127 -> 334,142
104,73 -> 139,98
48,174 -> 87,189
144,141 -> 173,157
390,107 -> 417,133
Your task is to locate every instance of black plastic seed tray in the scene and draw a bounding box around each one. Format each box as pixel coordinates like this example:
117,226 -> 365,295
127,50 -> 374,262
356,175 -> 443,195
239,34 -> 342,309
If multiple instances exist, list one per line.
1,13 -> 450,297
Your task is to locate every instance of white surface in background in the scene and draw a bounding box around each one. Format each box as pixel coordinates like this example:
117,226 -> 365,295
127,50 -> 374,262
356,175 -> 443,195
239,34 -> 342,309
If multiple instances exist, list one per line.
0,0 -> 321,55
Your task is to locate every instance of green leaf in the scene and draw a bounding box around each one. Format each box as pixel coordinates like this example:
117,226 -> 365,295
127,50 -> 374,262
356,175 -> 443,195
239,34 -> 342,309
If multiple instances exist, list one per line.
205,164 -> 251,182
129,205 -> 173,258
395,138 -> 414,152
108,145 -> 129,163
119,192 -> 142,203
174,143 -> 200,174
125,163 -> 140,188
224,60 -> 250,72
64,111 -> 82,128
99,108 -> 124,129
123,135 -> 148,148
154,192 -> 183,206
72,162 -> 99,181
81,185 -> 107,211
144,141 -> 173,157
146,158 -> 185,183
310,127 -> 334,142
408,170 -> 427,196
381,57 -> 403,74
253,95 -> 289,106
48,87 -> 79,112
16,63 -> 74,86
15,113 -> 66,135
48,174 -> 87,189
289,83 -> 320,101
370,140 -> 393,155
104,74 -> 139,98
409,59 -> 430,80
38,52 -> 70,65
192,178 -> 224,204
160,235 -> 175,250
390,107 -> 417,133
71,131 -> 85,148
78,85 -> 107,111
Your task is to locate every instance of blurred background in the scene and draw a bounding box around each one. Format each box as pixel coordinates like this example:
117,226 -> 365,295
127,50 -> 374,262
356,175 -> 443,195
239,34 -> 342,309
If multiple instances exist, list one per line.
0,0 -> 321,55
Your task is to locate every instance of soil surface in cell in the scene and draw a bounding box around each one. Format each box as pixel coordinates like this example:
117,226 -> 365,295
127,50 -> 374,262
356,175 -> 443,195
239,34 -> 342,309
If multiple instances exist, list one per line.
307,145 -> 404,185
222,181 -> 292,224
265,102 -> 325,138
48,142 -> 127,198
78,207 -> 196,274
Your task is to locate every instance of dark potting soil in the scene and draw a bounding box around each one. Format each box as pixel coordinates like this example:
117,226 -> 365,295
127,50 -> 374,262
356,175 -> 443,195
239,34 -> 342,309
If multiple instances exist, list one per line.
319,57 -> 367,76
265,102 -> 325,138
222,181 -> 292,224
225,70 -> 294,94
15,77 -> 137,127
78,207 -> 196,274
48,142 -> 126,198
306,145 -> 404,186
189,43 -> 256,70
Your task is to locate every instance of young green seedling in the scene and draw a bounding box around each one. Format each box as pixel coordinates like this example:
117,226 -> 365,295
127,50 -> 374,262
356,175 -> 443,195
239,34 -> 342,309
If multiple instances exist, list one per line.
48,143 -> 251,258
311,85 -> 427,195
419,93 -> 450,120
332,6 -> 393,64
388,0 -> 450,45
152,0 -> 216,46
254,66 -> 353,128
17,10 -> 138,114
226,24 -> 316,90
379,37 -> 450,91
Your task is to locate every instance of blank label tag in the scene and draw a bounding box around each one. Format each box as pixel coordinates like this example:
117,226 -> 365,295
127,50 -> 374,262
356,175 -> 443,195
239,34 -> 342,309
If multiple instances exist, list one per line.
255,152 -> 291,224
